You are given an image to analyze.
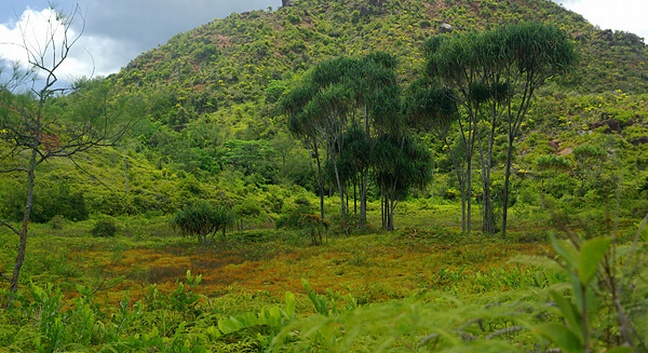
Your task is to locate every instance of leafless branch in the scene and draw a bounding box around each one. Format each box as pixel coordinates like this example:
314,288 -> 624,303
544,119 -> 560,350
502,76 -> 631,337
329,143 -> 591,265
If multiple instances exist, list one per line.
0,167 -> 28,173
67,155 -> 113,192
0,219 -> 20,236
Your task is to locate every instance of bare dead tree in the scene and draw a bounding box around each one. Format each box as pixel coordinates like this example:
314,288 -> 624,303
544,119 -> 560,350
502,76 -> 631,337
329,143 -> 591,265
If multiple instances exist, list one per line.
0,4 -> 136,300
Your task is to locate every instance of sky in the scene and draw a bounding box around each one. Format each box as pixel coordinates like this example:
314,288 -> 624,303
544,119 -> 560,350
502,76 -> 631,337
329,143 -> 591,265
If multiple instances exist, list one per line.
0,0 -> 278,84
1,0 -> 647,85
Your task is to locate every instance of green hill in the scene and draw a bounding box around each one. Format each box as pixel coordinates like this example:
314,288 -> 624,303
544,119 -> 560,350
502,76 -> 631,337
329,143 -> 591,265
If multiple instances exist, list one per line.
2,0 -> 648,229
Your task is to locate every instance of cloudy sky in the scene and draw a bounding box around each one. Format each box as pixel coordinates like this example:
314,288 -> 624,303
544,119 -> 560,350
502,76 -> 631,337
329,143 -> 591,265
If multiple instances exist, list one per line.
1,0 -> 647,84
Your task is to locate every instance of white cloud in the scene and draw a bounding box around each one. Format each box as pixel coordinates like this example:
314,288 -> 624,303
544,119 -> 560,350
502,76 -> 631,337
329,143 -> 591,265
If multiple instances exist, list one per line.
555,0 -> 648,39
0,6 -> 127,86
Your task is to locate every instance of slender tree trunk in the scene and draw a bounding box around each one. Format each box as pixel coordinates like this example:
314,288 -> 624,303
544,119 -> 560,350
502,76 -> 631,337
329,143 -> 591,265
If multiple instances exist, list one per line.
441,134 -> 467,232
380,194 -> 384,228
361,104 -> 370,228
501,83 -> 533,238
332,156 -> 346,219
478,134 -> 495,234
457,116 -> 475,234
345,188 -> 349,215
502,135 -> 514,238
460,191 -> 466,232
360,170 -> 368,227
388,196 -> 397,231
476,109 -> 497,234
353,179 -> 357,216
313,142 -> 325,220
466,153 -> 473,234
10,149 -> 38,293
124,148 -> 129,195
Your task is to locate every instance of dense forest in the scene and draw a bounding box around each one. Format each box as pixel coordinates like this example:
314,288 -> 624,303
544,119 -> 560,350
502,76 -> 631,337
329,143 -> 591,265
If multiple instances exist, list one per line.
0,0 -> 647,351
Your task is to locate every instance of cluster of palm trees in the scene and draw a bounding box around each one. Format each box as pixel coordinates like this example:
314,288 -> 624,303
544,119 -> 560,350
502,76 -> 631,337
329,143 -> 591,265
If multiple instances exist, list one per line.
283,22 -> 576,234
282,53 -> 432,230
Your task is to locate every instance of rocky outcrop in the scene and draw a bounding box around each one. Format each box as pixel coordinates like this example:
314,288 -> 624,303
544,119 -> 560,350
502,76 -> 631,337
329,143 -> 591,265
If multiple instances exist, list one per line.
632,136 -> 648,146
591,119 -> 621,134
439,23 -> 454,33
282,0 -> 296,7
549,139 -> 560,152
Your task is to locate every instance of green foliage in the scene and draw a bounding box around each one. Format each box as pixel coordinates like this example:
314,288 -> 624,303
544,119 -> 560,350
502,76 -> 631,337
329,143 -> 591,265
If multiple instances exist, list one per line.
1,182 -> 89,223
91,218 -> 118,237
173,201 -> 235,244
639,175 -> 648,195
221,139 -> 278,184
265,80 -> 288,104
0,210 -> 645,352
275,197 -> 313,230
302,279 -> 355,316
534,231 -> 645,353
0,0 -> 639,232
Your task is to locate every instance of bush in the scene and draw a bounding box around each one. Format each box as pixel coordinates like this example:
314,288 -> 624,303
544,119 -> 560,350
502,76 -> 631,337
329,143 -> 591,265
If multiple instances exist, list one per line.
1,182 -> 89,223
91,219 -> 117,237
49,215 -> 65,230
172,201 -> 235,245
275,198 -> 312,230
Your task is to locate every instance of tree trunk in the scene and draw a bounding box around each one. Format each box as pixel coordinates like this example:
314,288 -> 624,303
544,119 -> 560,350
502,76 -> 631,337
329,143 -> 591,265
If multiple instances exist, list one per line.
313,143 -> 326,220
359,170 -> 368,228
124,148 -> 129,195
329,150 -> 347,219
476,114 -> 497,235
380,194 -> 384,228
450,152 -> 467,232
353,179 -> 357,216
466,154 -> 473,234
501,136 -> 515,238
10,149 -> 38,293
478,140 -> 496,234
388,197 -> 397,231
481,186 -> 496,234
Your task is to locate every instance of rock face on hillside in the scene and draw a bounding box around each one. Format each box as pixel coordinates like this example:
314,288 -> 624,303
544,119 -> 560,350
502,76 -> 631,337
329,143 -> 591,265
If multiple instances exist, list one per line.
439,23 -> 454,33
282,0 -> 296,6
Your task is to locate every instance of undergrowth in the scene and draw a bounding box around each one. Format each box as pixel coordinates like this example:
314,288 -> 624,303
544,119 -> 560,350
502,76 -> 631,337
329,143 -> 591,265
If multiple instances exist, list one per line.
0,213 -> 645,351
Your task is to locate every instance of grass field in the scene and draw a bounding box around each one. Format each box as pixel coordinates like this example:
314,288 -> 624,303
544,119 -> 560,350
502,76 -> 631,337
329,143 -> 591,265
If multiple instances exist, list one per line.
0,203 -> 645,352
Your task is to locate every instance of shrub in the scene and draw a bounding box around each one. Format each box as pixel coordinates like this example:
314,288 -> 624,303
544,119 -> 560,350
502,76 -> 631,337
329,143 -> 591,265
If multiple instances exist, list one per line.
275,198 -> 312,230
91,219 -> 117,237
172,201 -> 235,245
49,215 -> 65,230
2,182 -> 89,223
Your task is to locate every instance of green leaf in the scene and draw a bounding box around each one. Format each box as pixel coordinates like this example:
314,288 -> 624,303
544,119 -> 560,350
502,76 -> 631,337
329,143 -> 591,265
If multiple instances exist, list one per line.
239,311 -> 259,326
604,347 -> 633,353
205,325 -> 221,339
285,291 -> 296,320
302,278 -> 312,293
578,237 -> 612,285
550,233 -> 578,270
218,316 -> 243,335
549,290 -> 583,341
269,305 -> 281,320
534,323 -> 584,353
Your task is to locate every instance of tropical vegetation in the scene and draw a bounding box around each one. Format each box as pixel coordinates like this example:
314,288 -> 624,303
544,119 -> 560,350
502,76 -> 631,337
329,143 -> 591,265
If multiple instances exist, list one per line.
0,0 -> 647,351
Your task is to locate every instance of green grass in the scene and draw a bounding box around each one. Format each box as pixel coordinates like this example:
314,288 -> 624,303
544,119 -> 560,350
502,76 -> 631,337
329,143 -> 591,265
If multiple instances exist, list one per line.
0,203 -> 645,352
